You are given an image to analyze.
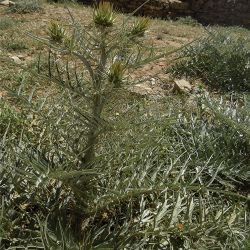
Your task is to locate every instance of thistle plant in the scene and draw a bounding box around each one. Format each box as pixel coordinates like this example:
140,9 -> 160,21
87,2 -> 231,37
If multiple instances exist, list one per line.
1,2 -> 174,246
108,61 -> 126,88
1,1 -> 249,249
30,1 -> 173,167
48,21 -> 66,43
130,17 -> 151,37
93,1 -> 116,27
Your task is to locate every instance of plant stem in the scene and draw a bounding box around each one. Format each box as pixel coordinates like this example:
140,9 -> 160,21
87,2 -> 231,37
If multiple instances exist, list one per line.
83,30 -> 107,166
83,94 -> 103,166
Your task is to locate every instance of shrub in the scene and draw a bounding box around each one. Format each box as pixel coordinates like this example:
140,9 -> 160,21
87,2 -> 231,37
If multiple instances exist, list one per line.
0,17 -> 15,30
91,93 -> 250,249
0,102 -> 23,135
8,0 -> 43,14
177,16 -> 200,26
169,31 -> 250,91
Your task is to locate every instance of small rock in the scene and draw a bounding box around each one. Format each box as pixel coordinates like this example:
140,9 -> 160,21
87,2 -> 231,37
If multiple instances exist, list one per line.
0,0 -> 15,6
0,0 -> 9,6
11,56 -> 22,64
129,82 -> 165,98
0,91 -> 6,98
157,62 -> 166,67
17,54 -> 26,60
170,0 -> 189,10
173,79 -> 192,93
150,78 -> 156,85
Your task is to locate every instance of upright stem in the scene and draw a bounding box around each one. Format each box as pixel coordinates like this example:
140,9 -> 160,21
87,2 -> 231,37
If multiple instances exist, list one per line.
83,94 -> 103,166
82,29 -> 107,166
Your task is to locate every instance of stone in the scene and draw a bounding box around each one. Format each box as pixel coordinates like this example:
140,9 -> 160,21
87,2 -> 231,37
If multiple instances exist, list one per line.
129,82 -> 165,98
170,0 -> 189,10
173,79 -> 192,93
0,0 -> 9,6
10,56 -> 22,64
0,0 -> 15,6
17,54 -> 26,59
0,90 -> 7,99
